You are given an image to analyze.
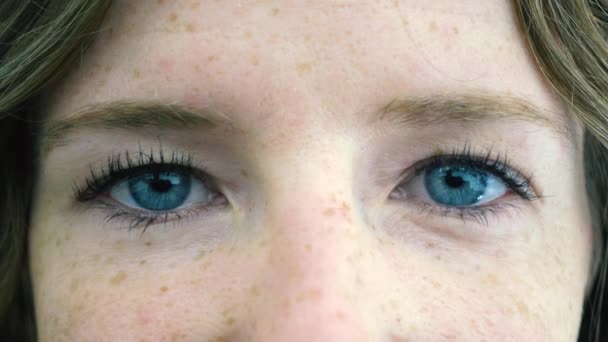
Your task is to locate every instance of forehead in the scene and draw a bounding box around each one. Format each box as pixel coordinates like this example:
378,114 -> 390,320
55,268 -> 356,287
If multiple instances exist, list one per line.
45,0 -> 563,127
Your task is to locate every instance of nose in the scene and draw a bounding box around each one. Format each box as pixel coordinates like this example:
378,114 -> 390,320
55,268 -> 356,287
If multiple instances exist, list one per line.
249,195 -> 374,341
243,159 -> 381,341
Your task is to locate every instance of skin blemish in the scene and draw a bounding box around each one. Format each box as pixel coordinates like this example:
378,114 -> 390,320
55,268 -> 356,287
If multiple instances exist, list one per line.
70,278 -> 80,291
226,317 -> 236,326
516,300 -> 530,317
186,23 -> 196,32
109,271 -> 127,285
248,286 -> 260,297
429,21 -> 438,32
296,63 -> 313,75
295,288 -> 322,302
160,286 -> 169,293
195,250 -> 206,261
323,208 -> 335,216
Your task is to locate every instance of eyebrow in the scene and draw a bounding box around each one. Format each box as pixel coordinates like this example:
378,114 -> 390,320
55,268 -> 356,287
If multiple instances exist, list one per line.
42,93 -> 575,152
42,101 -> 233,151
372,93 -> 574,142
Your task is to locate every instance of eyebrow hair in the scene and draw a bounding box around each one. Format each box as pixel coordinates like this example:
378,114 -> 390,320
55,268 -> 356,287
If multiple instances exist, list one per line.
42,101 -> 234,151
373,92 -> 575,143
42,93 -> 575,152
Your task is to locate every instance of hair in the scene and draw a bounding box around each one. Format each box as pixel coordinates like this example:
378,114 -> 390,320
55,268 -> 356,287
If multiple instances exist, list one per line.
0,0 -> 606,340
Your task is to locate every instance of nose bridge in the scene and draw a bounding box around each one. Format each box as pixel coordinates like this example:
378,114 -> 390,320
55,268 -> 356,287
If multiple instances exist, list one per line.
248,150 -> 375,340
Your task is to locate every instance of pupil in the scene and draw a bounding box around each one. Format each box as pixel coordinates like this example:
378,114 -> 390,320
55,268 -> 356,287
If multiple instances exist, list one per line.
445,170 -> 464,188
149,178 -> 172,193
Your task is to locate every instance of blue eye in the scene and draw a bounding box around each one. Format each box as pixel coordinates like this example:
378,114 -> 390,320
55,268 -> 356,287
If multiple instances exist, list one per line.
110,170 -> 215,211
425,166 -> 502,206
398,163 -> 509,207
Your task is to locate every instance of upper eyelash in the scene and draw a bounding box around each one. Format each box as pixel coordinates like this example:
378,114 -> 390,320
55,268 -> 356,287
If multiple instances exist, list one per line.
73,147 -> 206,203
408,143 -> 541,201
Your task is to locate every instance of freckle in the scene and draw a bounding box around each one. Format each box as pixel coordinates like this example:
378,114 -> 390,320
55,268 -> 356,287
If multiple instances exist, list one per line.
186,23 -> 196,32
109,271 -> 127,285
271,7 -> 280,16
425,241 -> 436,249
160,286 -> 168,293
105,257 -> 115,265
145,241 -> 152,247
70,278 -> 80,291
516,300 -> 529,316
139,259 -> 147,265
133,69 -> 141,78
104,65 -> 112,73
257,239 -> 268,248
240,169 -> 248,177
157,0 -> 164,4
91,254 -> 101,263
195,250 -> 206,261
226,317 -> 236,325
296,63 -> 312,74
305,243 -> 312,252
55,238 -> 62,247
201,261 -> 211,271
335,311 -> 345,320
207,55 -> 216,62
244,31 -> 253,39
484,273 -> 498,285
340,201 -> 350,212
452,26 -> 459,34
429,21 -> 438,32
296,288 -> 322,302
248,286 -> 260,297
191,2 -> 200,9
251,56 -> 260,66
402,17 -> 409,27
323,208 -> 335,216
169,12 -> 178,23
435,254 -> 442,260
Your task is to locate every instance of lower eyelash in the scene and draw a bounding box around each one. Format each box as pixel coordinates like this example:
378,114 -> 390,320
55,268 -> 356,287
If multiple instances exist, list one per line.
86,196 -> 226,233
412,199 -> 525,227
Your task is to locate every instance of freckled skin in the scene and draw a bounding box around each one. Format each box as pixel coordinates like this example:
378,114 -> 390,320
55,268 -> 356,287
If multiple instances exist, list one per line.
30,0 -> 594,341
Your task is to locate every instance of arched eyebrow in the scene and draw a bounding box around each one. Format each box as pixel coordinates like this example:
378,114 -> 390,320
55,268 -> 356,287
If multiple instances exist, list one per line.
41,93 -> 576,153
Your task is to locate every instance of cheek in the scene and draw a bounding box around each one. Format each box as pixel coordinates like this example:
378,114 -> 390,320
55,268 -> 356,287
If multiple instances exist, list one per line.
32,242 -> 261,341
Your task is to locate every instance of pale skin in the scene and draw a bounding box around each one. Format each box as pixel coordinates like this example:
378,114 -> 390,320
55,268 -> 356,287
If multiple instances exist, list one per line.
30,0 -> 594,341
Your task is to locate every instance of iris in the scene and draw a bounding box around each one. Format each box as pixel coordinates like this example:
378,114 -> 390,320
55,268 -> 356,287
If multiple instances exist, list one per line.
424,166 -> 488,206
128,171 -> 191,211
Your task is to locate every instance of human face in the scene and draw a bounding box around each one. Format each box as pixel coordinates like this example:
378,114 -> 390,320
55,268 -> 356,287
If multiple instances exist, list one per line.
30,0 -> 593,340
